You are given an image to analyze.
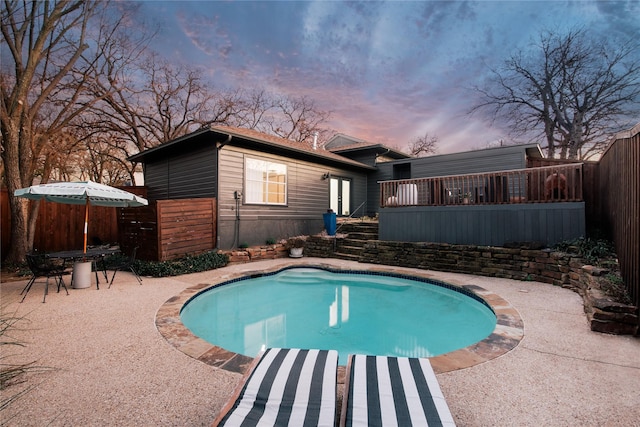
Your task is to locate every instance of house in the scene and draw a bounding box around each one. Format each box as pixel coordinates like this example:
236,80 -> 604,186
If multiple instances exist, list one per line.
128,126 -> 375,249
128,125 -> 584,256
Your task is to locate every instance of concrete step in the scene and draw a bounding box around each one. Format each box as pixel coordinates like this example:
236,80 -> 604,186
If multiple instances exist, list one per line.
332,252 -> 361,261
342,238 -> 372,247
334,222 -> 378,261
339,224 -> 379,233
335,245 -> 364,256
341,223 -> 378,228
345,232 -> 378,241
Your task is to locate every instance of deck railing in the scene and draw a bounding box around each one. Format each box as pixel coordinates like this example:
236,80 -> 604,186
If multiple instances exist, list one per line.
380,164 -> 583,207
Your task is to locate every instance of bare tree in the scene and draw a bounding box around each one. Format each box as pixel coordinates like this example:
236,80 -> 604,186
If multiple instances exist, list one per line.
231,89 -> 274,130
80,52 -> 229,182
1,0 -> 148,263
409,133 -> 438,157
231,90 -> 332,145
80,69 -> 332,186
472,28 -> 640,159
266,95 -> 332,144
81,137 -> 131,185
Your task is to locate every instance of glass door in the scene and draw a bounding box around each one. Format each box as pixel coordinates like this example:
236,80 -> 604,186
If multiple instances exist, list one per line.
330,177 -> 351,216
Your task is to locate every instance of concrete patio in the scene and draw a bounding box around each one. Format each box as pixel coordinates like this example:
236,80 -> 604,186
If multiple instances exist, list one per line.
1,258 -> 638,426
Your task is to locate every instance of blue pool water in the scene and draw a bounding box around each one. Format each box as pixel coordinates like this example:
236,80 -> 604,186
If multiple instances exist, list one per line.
180,267 -> 496,365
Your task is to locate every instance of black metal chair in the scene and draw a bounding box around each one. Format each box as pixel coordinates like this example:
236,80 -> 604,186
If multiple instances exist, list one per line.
21,253 -> 70,303
91,252 -> 110,290
108,247 -> 142,288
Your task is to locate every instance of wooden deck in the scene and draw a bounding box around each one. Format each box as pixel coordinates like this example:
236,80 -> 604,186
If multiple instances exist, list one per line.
379,164 -> 583,207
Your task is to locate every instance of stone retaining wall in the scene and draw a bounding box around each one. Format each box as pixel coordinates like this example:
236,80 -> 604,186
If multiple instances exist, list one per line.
220,245 -> 288,264
305,236 -> 638,335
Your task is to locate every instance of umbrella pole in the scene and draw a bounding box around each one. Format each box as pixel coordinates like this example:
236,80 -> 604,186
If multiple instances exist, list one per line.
83,198 -> 89,254
71,198 -> 92,288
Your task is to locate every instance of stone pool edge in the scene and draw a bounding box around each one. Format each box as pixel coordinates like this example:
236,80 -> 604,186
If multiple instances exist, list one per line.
154,262 -> 524,376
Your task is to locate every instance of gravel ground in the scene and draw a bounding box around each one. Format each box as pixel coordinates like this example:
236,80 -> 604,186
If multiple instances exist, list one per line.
1,258 -> 639,426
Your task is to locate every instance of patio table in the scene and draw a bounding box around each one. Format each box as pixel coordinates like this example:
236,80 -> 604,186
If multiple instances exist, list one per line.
47,247 -> 120,289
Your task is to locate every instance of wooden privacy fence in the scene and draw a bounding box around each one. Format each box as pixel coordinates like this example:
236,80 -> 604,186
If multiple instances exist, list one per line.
1,186 -> 146,256
598,123 -> 640,323
2,189 -> 217,262
380,164 -> 583,207
118,198 -> 217,261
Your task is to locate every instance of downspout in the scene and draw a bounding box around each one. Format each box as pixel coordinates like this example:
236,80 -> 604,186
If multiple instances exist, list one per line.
216,135 -> 232,249
234,190 -> 241,249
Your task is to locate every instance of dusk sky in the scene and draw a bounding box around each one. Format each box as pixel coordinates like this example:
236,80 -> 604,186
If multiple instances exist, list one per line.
136,1 -> 639,154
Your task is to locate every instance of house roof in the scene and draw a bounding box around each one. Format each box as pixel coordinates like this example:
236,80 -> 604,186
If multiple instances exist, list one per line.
128,125 -> 376,171
325,133 -> 412,159
382,142 -> 545,166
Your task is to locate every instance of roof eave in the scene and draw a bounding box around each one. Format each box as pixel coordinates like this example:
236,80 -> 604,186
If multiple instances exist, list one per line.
128,126 -> 375,171
219,129 -> 375,170
127,127 -> 213,162
329,144 -> 412,159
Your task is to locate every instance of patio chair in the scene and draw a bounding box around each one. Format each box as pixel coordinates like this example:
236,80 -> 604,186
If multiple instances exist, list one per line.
90,249 -> 111,290
340,354 -> 456,427
21,253 -> 70,303
213,348 -> 339,427
108,247 -> 141,287
92,257 -> 108,289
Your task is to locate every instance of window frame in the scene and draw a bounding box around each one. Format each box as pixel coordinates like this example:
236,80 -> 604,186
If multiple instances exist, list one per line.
244,156 -> 288,206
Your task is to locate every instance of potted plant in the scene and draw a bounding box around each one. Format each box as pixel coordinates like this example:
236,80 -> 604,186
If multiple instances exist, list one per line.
283,236 -> 307,258
463,192 -> 472,204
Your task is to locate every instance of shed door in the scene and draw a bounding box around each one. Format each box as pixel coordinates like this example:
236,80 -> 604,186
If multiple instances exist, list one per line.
330,177 -> 351,216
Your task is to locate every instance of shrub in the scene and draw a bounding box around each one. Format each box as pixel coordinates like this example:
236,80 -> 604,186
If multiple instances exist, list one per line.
126,251 -> 229,278
283,236 -> 307,249
555,237 -> 632,304
554,237 -> 616,265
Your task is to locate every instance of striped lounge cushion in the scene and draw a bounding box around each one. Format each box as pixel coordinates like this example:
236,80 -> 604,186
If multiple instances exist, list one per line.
341,354 -> 456,427
215,348 -> 339,427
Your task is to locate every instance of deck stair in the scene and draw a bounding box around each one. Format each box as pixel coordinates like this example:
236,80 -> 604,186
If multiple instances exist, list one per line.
334,221 -> 379,261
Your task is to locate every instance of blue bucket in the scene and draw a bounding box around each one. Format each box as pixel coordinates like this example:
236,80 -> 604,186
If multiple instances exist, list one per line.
323,212 -> 337,235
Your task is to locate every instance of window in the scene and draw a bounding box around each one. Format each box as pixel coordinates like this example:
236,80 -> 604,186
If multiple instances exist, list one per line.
245,157 -> 287,205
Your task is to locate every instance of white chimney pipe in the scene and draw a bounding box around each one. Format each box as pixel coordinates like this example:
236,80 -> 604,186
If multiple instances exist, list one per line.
313,132 -> 318,150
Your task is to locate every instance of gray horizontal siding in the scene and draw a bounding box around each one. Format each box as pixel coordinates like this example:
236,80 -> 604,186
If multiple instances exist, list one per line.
409,150 -> 526,177
143,142 -> 217,200
376,147 -> 528,181
340,151 -> 377,167
325,135 -> 359,148
379,202 -> 585,247
218,146 -> 367,248
166,147 -> 216,198
145,159 -> 169,200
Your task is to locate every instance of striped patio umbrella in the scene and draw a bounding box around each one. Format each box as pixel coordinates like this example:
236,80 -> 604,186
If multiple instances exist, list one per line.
15,180 -> 148,253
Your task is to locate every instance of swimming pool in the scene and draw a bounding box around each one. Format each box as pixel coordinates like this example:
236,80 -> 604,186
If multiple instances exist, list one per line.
180,267 -> 496,365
